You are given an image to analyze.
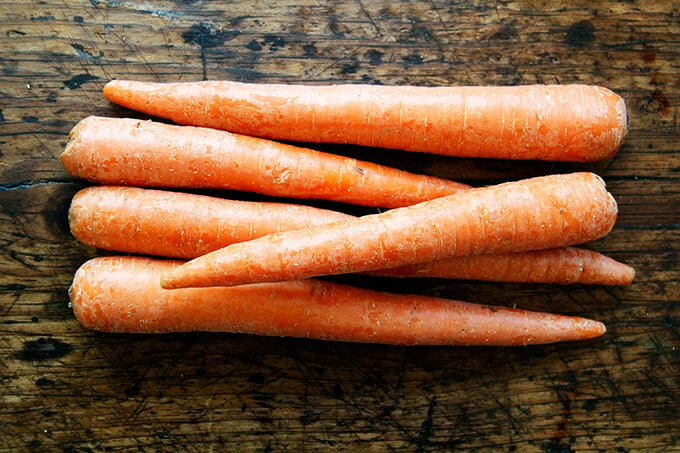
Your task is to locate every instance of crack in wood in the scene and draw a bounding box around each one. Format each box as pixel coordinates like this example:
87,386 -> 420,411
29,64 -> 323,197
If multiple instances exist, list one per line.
0,178 -> 76,192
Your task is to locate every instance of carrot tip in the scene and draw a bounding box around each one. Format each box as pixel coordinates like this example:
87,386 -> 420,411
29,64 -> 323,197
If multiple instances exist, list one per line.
625,265 -> 636,284
159,274 -> 174,289
159,270 -> 190,290
102,80 -> 120,100
614,263 -> 636,285
576,318 -> 607,341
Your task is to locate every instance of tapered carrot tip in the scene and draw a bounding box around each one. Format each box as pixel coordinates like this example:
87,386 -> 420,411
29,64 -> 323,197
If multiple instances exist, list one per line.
619,264 -> 636,285
159,258 -> 213,289
574,319 -> 606,339
581,255 -> 636,285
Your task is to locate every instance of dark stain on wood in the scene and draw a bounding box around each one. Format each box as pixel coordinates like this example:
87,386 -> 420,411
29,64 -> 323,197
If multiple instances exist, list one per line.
582,398 -> 598,412
15,338 -> 74,361
246,39 -> 262,51
341,61 -> 359,74
365,49 -> 383,66
2,283 -> 27,291
262,35 -> 286,51
30,14 -> 55,22
403,52 -> 424,65
182,22 -> 240,80
71,43 -> 101,64
491,21 -> 519,41
35,377 -> 56,387
565,20 -> 595,48
406,17 -> 438,44
302,43 -> 318,57
299,410 -> 322,425
63,73 -> 99,89
182,22 -> 240,48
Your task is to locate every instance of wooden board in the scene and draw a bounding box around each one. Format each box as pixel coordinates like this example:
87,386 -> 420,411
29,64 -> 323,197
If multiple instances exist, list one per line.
1,0 -> 678,450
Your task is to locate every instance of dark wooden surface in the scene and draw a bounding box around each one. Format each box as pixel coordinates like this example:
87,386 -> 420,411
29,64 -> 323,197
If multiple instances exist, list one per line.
1,0 -> 678,450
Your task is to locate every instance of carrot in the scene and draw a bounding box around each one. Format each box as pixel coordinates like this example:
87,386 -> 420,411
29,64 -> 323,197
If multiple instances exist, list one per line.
160,172 -> 619,289
70,185 -> 634,285
103,80 -> 628,162
374,248 -> 635,286
60,116 -> 470,209
70,256 -> 607,346
68,185 -> 348,259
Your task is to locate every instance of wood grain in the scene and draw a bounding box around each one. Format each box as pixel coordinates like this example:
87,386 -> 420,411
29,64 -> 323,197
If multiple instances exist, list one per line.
1,0 -> 678,451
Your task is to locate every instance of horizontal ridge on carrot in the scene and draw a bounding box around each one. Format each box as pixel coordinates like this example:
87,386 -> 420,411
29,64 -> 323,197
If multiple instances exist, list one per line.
60,116 -> 470,208
70,185 -> 634,285
70,256 -> 607,346
103,80 -> 628,162
160,172 -> 619,289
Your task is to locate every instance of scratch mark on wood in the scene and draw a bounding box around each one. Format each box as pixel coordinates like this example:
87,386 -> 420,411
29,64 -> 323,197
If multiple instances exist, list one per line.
415,396 -> 436,453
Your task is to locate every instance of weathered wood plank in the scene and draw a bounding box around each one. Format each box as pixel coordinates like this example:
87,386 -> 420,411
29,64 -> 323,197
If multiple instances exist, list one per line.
1,0 -> 678,451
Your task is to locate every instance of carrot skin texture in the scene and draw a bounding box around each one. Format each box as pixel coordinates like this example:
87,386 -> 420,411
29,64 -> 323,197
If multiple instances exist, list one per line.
161,172 -> 619,289
377,248 -> 635,285
70,185 -> 634,285
68,185 -> 349,259
60,116 -> 469,208
103,80 -> 628,162
71,256 -> 606,346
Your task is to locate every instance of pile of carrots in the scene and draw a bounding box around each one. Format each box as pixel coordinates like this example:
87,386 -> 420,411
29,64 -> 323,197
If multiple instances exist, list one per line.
63,80 -> 634,346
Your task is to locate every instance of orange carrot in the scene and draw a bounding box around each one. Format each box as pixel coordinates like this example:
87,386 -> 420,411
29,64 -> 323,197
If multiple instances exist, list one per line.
161,172 -> 619,289
68,185 -> 348,259
60,116 -> 469,208
70,185 -> 634,285
375,248 -> 635,286
103,80 -> 628,162
70,256 -> 607,345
